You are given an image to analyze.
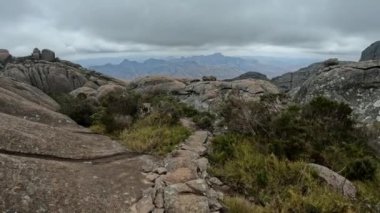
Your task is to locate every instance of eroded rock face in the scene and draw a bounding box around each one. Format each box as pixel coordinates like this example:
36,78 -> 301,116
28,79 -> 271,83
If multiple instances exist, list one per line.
128,76 -> 186,94
294,60 -> 380,123
129,76 -> 279,112
272,59 -> 351,93
41,49 -> 55,62
1,60 -> 126,95
360,41 -> 380,61
31,48 -> 41,60
178,79 -> 279,111
0,76 -> 75,127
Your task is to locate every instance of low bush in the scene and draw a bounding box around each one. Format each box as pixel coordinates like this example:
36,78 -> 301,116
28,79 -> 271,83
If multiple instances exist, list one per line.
192,112 -> 215,130
54,94 -> 96,127
210,135 -> 355,212
343,158 -> 377,181
100,90 -> 140,116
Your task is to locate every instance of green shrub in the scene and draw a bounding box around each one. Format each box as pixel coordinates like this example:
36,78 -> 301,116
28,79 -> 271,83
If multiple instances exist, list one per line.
90,107 -> 118,133
343,158 -> 377,181
210,136 -> 354,212
100,90 -> 140,116
220,97 -> 273,136
220,96 -> 372,169
54,94 -> 96,127
192,112 -> 215,130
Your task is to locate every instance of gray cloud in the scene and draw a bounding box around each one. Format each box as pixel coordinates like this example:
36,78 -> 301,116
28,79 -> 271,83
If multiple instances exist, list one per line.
1,0 -> 379,59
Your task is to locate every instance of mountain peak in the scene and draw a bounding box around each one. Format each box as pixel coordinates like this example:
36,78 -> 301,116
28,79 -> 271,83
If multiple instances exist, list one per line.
210,53 -> 224,57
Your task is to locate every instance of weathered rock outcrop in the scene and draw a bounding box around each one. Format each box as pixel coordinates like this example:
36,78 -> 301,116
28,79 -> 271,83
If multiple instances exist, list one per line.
1,60 -> 126,95
294,60 -> 380,124
0,76 -> 74,127
272,59 -> 350,93
0,49 -> 11,65
128,76 -> 187,94
360,41 -> 380,61
178,79 -> 279,111
129,76 -> 279,112
41,49 -> 55,62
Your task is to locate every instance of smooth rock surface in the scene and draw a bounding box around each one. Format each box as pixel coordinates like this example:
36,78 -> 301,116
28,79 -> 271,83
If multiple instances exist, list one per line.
309,163 -> 357,198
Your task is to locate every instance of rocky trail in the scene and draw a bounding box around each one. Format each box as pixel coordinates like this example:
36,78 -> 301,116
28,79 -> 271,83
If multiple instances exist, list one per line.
129,128 -> 225,213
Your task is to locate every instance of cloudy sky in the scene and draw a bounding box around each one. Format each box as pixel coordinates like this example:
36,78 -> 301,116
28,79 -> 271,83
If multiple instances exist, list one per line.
1,0 -> 379,61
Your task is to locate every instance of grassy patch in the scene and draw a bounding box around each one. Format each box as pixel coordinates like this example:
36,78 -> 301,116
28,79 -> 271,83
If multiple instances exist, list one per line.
120,123 -> 190,155
210,134 -> 358,212
223,196 -> 257,213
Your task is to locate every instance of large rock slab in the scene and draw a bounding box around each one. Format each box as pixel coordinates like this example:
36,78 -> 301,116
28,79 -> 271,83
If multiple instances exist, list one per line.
0,154 -> 154,212
294,60 -> 380,123
1,60 -> 126,95
0,112 -> 126,159
0,76 -> 76,127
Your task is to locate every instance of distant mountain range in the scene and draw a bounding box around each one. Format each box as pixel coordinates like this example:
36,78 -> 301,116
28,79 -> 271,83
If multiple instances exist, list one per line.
88,53 -> 317,80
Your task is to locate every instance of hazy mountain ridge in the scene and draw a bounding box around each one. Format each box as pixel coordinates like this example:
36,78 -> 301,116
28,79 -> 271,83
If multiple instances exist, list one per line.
89,53 -> 316,80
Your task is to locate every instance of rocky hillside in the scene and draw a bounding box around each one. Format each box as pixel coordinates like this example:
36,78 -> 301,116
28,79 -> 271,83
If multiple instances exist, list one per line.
0,49 -> 283,212
360,41 -> 380,61
128,75 -> 279,112
293,60 -> 380,123
271,58 -> 351,93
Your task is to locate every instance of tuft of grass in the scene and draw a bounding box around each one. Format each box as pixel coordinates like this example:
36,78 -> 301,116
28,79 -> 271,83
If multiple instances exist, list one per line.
89,124 -> 106,134
119,113 -> 191,155
223,196 -> 257,213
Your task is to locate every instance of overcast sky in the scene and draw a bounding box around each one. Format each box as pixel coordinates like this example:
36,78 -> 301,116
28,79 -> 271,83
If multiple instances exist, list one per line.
1,0 -> 379,60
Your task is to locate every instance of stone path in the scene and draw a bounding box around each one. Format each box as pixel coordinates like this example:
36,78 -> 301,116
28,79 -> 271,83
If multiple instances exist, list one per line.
130,130 -> 225,213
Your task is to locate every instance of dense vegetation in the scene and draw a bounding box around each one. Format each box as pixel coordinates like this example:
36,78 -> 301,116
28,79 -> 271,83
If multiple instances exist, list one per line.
212,95 -> 380,212
54,91 -> 206,155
